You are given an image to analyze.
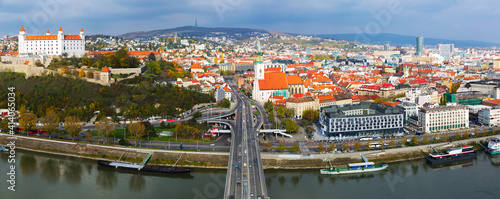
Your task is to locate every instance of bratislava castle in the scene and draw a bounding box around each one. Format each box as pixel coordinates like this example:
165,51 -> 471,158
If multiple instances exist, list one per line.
18,26 -> 85,57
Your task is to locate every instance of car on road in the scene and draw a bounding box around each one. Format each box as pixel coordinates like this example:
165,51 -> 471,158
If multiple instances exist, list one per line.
238,152 -> 241,156
235,163 -> 238,168
251,192 -> 254,197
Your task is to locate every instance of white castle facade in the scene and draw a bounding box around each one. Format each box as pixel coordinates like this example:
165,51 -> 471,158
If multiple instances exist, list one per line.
18,26 -> 85,57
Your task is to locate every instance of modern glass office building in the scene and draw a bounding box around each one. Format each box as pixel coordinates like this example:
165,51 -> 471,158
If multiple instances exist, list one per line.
416,36 -> 424,56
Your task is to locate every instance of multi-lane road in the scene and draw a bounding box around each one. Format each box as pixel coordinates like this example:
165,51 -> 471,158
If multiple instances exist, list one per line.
225,78 -> 268,199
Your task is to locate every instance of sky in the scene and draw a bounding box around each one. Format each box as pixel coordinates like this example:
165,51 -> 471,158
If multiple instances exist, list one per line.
1,0 -> 499,43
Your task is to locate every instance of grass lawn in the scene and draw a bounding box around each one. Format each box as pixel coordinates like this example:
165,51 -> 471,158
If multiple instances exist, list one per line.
89,126 -> 217,143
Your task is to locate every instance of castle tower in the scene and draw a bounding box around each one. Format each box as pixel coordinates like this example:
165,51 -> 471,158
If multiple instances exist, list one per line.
79,28 -> 85,41
57,27 -> 64,55
18,26 -> 26,55
46,30 -> 50,35
101,66 -> 111,83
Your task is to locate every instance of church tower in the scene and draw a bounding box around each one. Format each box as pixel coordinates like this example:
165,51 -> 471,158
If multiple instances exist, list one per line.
403,65 -> 409,78
254,40 -> 264,80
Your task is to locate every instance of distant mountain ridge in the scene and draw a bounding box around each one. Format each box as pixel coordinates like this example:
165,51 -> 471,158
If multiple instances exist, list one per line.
118,26 -> 499,48
118,26 -> 288,39
318,33 -> 499,48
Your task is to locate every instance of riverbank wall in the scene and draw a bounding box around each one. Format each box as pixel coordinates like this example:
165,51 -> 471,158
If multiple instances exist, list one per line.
0,133 -> 229,169
0,133 -> 494,169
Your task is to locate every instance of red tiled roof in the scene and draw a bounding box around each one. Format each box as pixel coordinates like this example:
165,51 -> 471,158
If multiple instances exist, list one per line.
64,35 -> 82,40
101,66 -> 111,72
258,72 -> 288,90
26,35 -> 57,40
191,63 -> 202,69
286,75 -> 303,85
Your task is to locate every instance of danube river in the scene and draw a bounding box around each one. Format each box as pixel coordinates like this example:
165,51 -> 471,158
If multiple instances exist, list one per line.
1,149 -> 500,199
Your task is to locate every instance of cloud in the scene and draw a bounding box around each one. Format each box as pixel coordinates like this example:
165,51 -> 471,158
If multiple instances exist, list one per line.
0,0 -> 499,43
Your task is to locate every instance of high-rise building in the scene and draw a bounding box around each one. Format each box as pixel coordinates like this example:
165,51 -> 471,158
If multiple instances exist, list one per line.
384,43 -> 390,51
415,36 -> 424,56
438,44 -> 454,61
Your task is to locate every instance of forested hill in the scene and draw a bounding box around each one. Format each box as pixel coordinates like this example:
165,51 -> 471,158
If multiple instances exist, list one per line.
0,73 -> 213,121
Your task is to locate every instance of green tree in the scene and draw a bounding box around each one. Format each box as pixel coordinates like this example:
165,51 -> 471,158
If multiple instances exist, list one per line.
401,136 -> 407,145
410,135 -> 419,145
439,96 -> 448,106
281,118 -> 299,133
450,83 -> 461,93
366,140 -> 371,149
277,142 -> 286,152
291,143 -> 300,153
317,143 -> 325,153
342,142 -> 349,152
0,118 -> 8,132
160,121 -> 166,129
444,133 -> 449,142
148,53 -> 156,61
19,106 -> 37,134
379,139 -> 385,149
78,69 -> 85,78
96,118 -> 116,144
128,122 -> 146,146
263,141 -> 273,152
463,130 -> 469,139
193,111 -> 202,119
217,98 -> 230,108
455,132 -> 460,140
328,143 -> 336,152
64,116 -> 82,141
305,126 -> 314,137
422,134 -> 429,144
84,129 -> 93,143
302,109 -> 319,123
354,141 -> 361,151
390,138 -> 395,147
40,109 -> 60,139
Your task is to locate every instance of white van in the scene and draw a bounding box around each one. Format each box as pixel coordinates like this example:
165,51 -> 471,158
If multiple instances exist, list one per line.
359,137 -> 373,141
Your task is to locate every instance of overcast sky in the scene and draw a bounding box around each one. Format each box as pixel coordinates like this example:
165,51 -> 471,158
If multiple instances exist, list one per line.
1,0 -> 498,43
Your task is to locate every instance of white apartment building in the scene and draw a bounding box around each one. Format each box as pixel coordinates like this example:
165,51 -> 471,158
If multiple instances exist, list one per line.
320,102 -> 404,138
478,107 -> 500,126
18,26 -> 85,57
396,102 -> 418,125
418,104 -> 469,133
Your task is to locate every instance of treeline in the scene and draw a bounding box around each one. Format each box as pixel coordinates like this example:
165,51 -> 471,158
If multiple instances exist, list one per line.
145,60 -> 191,80
48,49 -> 141,69
0,72 -> 214,121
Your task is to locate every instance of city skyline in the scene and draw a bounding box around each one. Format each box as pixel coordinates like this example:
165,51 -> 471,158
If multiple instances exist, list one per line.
1,0 -> 500,44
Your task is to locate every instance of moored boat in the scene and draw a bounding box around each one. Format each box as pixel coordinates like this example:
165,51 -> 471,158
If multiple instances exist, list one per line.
320,154 -> 388,175
320,162 -> 388,175
0,145 -> 8,152
97,160 -> 192,174
425,145 -> 476,164
486,137 -> 500,155
97,154 -> 192,174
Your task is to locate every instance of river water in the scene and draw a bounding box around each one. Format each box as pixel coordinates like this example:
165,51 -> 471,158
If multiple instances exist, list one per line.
1,149 -> 500,199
